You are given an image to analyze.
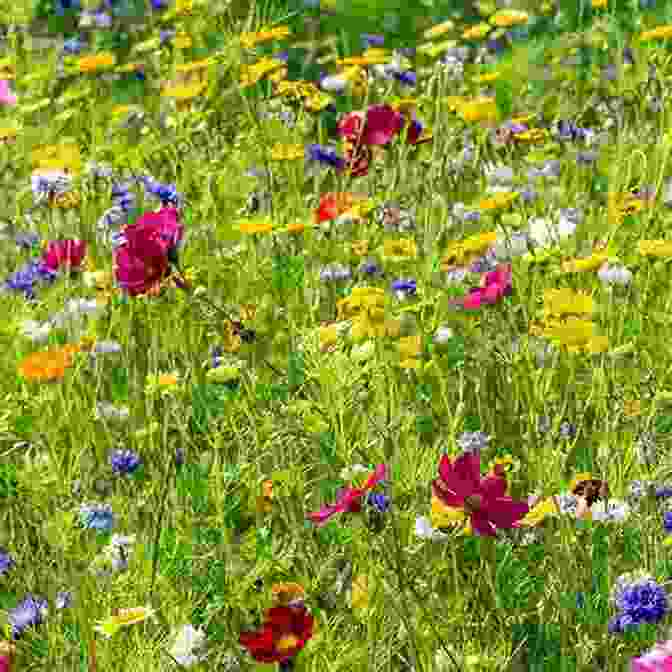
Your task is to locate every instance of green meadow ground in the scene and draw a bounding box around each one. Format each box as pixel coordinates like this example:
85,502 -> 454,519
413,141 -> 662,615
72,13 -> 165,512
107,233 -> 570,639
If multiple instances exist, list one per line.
5,0 -> 672,670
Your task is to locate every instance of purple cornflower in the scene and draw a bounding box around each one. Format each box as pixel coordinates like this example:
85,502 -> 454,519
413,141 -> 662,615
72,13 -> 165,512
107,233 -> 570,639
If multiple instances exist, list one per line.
610,573 -> 668,633
109,448 -> 141,476
210,345 -> 224,369
365,491 -> 390,513
656,484 -> 672,500
79,502 -> 115,532
361,33 -> 385,48
0,548 -> 14,576
140,176 -> 182,207
664,511 -> 672,534
160,30 -> 176,45
8,595 -> 48,639
111,181 -> 136,211
359,261 -> 383,277
391,278 -> 417,298
559,421 -> 577,439
2,260 -> 56,299
393,70 -> 416,86
306,144 -> 346,170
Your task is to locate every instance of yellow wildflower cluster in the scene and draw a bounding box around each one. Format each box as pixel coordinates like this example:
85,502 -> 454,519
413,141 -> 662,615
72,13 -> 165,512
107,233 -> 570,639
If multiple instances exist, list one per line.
608,191 -> 646,225
639,25 -> 672,42
479,191 -> 519,212
456,97 -> 498,123
240,26 -> 291,50
490,9 -> 529,28
270,144 -> 305,161
76,51 -> 116,73
441,231 -> 498,269
275,80 -> 332,112
638,240 -> 672,258
561,253 -> 610,273
239,58 -> 285,88
535,289 -> 607,354
336,287 -> 400,341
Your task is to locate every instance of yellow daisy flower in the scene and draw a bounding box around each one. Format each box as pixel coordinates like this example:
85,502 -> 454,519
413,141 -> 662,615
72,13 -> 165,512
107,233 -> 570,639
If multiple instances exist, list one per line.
490,9 -> 529,28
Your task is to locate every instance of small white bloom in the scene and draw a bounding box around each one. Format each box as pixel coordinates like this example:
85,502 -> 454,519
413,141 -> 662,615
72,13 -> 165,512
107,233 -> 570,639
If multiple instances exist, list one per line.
21,319 -> 52,343
321,75 -> 348,93
433,326 -> 454,345
168,624 -> 208,668
597,262 -> 632,287
590,499 -> 631,523
340,464 -> 371,481
415,516 -> 449,543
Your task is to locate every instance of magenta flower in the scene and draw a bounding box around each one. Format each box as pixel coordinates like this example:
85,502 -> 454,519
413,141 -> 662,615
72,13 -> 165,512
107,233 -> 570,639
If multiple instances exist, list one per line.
432,451 -> 529,536
0,80 -> 17,106
455,264 -> 512,310
632,640 -> 672,672
114,207 -> 184,296
41,239 -> 87,272
307,464 -> 388,526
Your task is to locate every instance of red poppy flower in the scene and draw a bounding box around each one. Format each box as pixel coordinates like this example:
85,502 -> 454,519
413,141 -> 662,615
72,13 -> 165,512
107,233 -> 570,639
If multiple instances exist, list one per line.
307,463 -> 388,526
41,239 -> 87,272
432,452 -> 529,536
239,604 -> 314,664
315,192 -> 357,223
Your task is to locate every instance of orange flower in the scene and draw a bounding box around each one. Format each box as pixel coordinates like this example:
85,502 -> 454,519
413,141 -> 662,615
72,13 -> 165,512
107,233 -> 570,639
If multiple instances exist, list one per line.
271,583 -> 305,605
18,345 -> 81,382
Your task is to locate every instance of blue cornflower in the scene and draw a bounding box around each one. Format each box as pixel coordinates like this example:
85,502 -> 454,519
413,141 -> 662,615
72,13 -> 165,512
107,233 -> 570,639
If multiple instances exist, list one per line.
306,144 -> 346,170
109,448 -> 141,476
210,345 -> 224,369
79,502 -> 115,532
393,70 -> 416,87
63,37 -> 85,55
664,511 -> 672,534
391,278 -> 417,298
159,30 -> 176,45
0,548 -> 14,576
151,0 -> 168,9
140,176 -> 182,207
111,181 -> 136,211
611,574 -> 668,630
656,484 -> 672,500
359,261 -> 383,277
365,491 -> 390,513
2,260 -> 56,299
361,33 -> 384,48
8,595 -> 48,639
559,421 -> 577,439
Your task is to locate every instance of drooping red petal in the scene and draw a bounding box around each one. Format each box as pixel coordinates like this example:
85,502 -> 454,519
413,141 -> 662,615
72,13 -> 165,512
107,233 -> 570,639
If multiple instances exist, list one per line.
480,497 -> 530,530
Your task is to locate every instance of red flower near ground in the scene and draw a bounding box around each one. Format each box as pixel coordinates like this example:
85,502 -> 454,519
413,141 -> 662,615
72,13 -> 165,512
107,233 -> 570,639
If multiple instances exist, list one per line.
432,451 -> 529,536
114,207 -> 184,296
239,604 -> 314,664
41,239 -> 87,272
307,464 -> 388,526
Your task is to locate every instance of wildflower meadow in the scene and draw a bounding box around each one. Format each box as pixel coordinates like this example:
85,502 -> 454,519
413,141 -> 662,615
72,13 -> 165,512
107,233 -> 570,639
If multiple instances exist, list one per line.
7,0 -> 672,670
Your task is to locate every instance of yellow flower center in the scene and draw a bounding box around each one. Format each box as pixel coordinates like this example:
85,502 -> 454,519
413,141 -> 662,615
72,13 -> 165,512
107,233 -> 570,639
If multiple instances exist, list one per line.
276,634 -> 299,653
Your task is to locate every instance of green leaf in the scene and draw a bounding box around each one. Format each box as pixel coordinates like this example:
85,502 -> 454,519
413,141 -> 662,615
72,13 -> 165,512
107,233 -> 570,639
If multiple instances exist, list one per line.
494,79 -> 513,120
288,350 -> 305,389
111,367 -> 129,402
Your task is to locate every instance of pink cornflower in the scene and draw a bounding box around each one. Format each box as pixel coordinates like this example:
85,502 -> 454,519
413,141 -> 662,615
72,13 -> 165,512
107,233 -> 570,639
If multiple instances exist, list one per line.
632,640 -> 672,672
